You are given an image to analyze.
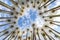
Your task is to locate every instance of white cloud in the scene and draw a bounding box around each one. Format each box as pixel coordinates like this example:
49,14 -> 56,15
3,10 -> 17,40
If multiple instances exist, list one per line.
55,0 -> 60,6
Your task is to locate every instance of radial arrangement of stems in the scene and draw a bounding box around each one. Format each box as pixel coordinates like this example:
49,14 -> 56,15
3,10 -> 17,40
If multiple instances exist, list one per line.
0,0 -> 60,40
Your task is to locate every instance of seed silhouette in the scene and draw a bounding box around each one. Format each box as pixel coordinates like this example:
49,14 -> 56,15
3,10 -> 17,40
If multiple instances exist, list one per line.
0,0 -> 60,40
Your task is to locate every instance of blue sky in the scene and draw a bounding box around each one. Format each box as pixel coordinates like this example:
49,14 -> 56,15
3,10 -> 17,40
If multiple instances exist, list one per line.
0,0 -> 60,31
